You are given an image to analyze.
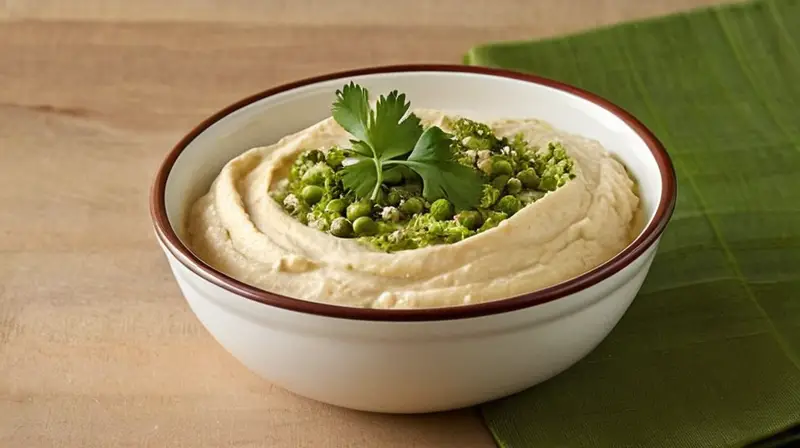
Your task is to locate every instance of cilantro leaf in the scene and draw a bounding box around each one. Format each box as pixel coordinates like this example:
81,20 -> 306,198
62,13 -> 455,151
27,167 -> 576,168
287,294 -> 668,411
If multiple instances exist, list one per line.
332,82 -> 371,143
405,125 -> 453,162
368,90 -> 423,160
349,140 -> 374,157
333,83 -> 482,208
340,158 -> 378,199
400,161 -> 483,210
388,127 -> 483,209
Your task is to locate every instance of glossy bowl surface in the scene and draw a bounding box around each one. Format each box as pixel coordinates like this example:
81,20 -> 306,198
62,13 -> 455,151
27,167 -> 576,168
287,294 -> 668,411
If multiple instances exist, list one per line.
151,65 -> 676,413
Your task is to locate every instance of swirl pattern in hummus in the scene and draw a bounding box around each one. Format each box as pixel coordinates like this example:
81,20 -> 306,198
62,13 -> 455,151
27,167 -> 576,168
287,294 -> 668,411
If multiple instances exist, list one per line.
186,110 -> 640,309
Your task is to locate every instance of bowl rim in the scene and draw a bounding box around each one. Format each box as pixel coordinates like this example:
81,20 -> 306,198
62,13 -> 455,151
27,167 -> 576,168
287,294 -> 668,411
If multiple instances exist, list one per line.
150,64 -> 677,322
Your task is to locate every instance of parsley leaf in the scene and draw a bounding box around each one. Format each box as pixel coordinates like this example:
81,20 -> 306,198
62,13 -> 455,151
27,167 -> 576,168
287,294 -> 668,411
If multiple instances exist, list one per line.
339,158 -> 377,199
387,127 -> 483,209
349,140 -> 374,157
332,83 -> 482,209
368,90 -> 422,160
332,82 -> 370,143
405,125 -> 455,163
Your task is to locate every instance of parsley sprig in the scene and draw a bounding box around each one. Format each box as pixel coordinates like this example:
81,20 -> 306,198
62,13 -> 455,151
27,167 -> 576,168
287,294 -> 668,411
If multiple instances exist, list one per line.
332,82 -> 482,209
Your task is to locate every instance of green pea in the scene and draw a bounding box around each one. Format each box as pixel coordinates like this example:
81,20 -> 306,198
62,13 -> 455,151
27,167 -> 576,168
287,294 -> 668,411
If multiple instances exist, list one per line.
399,197 -> 424,215
302,164 -> 331,186
491,159 -> 513,176
479,211 -> 508,232
325,199 -> 347,215
346,200 -> 373,221
382,168 -> 403,185
352,216 -> 378,236
506,177 -> 523,194
301,185 -> 325,205
329,217 -> 353,238
387,190 -> 403,206
492,175 -> 510,192
517,168 -> 540,189
539,176 -> 558,191
455,210 -> 482,230
496,195 -> 521,216
430,199 -> 454,221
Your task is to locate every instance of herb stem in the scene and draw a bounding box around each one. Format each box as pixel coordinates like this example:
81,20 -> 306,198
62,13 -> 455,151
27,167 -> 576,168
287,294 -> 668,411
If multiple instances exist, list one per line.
370,159 -> 383,201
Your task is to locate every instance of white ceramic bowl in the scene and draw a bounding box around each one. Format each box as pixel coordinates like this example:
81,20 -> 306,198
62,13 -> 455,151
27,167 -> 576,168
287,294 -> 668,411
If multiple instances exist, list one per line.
150,65 -> 676,413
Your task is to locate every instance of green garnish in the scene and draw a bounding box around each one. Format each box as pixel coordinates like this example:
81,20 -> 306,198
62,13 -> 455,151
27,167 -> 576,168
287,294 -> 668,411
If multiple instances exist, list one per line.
333,82 -> 483,209
270,83 -> 578,252
429,198 -> 454,221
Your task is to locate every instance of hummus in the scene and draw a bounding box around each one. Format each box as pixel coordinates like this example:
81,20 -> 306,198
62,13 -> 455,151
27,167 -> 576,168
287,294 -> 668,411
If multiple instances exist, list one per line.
186,110 -> 640,309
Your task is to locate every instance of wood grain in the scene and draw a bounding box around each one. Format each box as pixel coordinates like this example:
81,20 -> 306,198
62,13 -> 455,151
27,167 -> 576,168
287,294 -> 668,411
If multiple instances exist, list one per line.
0,2 -> 726,447
1,0 -> 729,26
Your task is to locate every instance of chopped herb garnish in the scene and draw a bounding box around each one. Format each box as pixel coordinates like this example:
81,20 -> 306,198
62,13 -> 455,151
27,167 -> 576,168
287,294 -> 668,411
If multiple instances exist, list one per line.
270,83 -> 577,252
333,82 -> 483,210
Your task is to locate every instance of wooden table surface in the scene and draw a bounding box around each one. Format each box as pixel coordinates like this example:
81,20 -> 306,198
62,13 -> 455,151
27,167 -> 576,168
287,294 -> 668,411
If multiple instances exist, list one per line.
0,1 -> 724,447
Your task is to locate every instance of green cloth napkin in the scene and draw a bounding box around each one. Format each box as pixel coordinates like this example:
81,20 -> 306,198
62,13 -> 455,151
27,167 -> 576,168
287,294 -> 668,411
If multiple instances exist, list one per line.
465,0 -> 800,446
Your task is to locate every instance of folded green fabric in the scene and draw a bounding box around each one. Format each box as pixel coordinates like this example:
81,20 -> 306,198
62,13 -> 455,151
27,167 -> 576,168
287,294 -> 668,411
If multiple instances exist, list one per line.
465,0 -> 800,446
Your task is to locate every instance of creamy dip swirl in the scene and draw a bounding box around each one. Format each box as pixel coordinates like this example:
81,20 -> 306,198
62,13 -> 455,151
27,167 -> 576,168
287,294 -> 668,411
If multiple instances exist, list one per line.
186,110 -> 640,309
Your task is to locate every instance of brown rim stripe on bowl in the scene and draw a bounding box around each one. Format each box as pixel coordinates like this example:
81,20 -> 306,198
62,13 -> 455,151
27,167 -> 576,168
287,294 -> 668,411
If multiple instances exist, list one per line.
150,64 -> 677,322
